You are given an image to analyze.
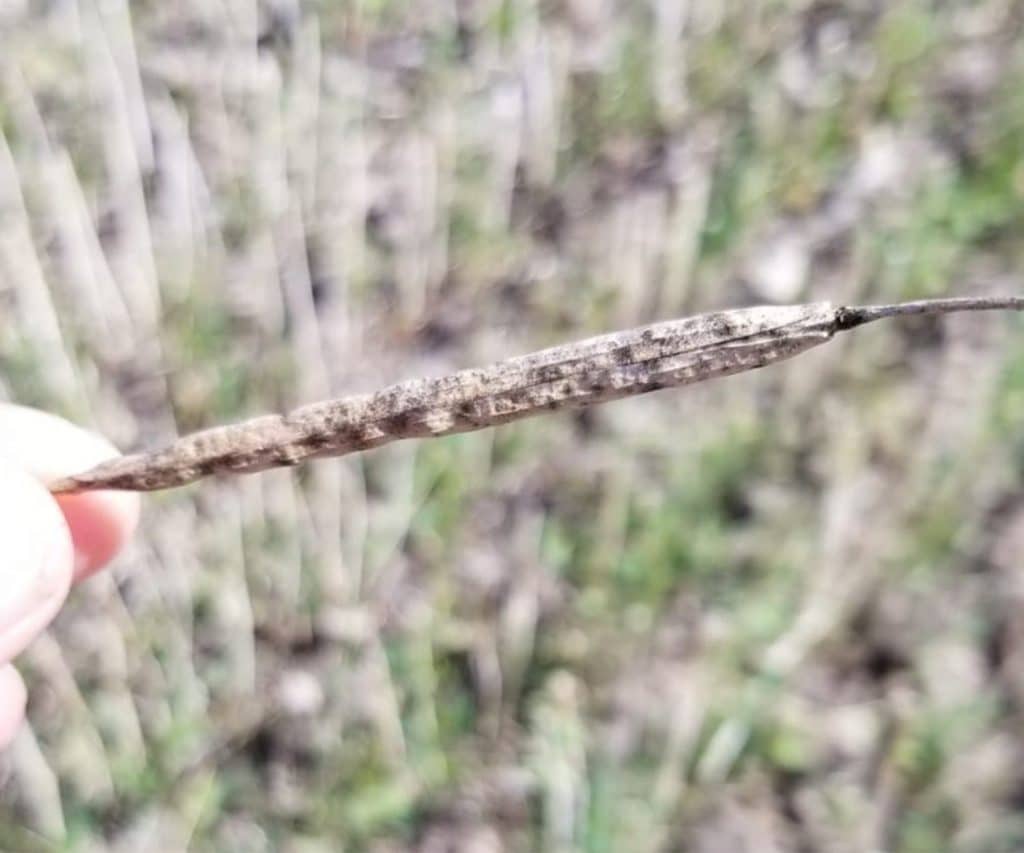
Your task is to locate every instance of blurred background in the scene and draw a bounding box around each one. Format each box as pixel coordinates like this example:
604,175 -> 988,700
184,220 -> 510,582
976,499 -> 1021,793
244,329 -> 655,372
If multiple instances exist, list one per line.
2,1 -> 1024,850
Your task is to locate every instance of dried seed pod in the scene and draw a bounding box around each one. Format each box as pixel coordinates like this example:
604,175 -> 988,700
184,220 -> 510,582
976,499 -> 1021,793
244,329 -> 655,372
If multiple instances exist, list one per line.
47,296 -> 1024,494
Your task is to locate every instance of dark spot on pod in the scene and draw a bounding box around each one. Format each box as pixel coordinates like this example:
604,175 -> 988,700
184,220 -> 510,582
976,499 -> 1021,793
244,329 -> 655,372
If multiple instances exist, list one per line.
195,457 -> 224,477
380,410 -> 412,434
454,402 -> 482,426
350,424 -> 386,449
642,380 -> 667,393
320,421 -> 371,447
640,329 -> 655,343
487,396 -> 512,416
710,314 -> 735,337
105,473 -> 144,490
583,371 -> 609,393
298,432 -> 334,450
535,363 -> 569,383
214,450 -> 249,470
273,447 -> 303,466
609,347 -> 632,366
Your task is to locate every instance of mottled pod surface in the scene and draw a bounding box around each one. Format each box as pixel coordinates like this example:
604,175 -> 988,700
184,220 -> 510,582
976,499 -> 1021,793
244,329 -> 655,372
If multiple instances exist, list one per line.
48,296 -> 1023,493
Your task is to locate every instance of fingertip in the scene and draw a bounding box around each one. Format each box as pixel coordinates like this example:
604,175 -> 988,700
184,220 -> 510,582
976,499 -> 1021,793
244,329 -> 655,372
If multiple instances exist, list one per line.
0,462 -> 73,662
55,490 -> 140,582
0,405 -> 140,582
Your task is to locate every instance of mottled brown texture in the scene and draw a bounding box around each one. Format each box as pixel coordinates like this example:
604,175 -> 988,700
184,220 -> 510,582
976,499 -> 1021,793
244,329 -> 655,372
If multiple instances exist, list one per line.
47,297 -> 1024,493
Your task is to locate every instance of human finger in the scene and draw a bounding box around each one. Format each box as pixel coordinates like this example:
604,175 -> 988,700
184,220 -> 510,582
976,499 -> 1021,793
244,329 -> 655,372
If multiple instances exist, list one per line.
0,460 -> 73,662
0,405 -> 140,582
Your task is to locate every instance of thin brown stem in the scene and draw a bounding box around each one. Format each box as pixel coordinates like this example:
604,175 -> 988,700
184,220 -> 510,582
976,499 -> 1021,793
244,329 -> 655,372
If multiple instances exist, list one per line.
835,296 -> 1024,329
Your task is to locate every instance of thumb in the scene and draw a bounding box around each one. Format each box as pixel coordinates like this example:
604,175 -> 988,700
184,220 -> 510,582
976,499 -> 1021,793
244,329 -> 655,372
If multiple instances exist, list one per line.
0,460 -> 73,663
